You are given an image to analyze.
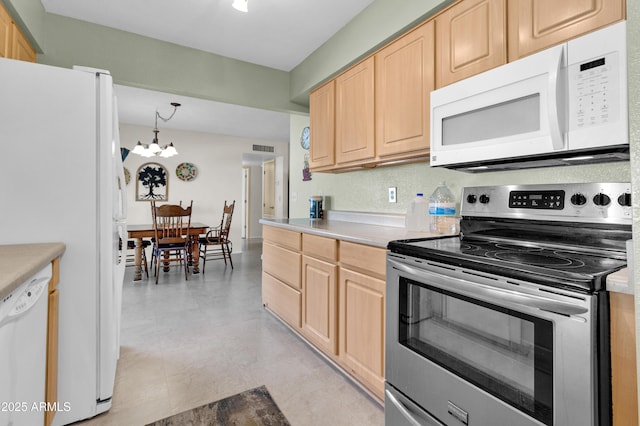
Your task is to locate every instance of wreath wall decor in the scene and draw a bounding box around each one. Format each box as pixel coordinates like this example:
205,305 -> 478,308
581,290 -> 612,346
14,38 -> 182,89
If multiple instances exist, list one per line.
176,162 -> 198,181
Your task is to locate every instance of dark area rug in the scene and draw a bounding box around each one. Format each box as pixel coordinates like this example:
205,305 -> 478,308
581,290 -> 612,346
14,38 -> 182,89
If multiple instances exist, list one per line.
146,385 -> 291,426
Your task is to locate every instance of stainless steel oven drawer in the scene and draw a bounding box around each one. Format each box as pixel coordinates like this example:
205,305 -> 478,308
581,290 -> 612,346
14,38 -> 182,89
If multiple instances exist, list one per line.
385,383 -> 444,426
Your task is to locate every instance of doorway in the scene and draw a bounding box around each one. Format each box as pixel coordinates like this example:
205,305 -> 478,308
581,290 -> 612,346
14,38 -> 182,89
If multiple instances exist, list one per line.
241,167 -> 250,238
263,159 -> 275,217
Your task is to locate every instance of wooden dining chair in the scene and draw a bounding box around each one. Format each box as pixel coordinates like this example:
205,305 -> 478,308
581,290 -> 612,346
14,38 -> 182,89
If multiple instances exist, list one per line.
126,239 -> 151,278
151,200 -> 193,284
199,200 -> 235,272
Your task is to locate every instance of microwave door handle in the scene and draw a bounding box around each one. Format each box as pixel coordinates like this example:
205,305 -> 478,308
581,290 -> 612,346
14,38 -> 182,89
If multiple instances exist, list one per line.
389,260 -> 587,316
547,45 -> 566,150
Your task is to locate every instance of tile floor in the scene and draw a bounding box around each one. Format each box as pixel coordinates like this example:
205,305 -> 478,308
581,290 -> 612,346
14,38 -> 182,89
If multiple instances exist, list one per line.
77,239 -> 384,426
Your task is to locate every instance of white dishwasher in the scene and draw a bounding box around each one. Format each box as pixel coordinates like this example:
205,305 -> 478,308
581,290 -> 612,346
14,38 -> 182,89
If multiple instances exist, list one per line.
0,264 -> 51,426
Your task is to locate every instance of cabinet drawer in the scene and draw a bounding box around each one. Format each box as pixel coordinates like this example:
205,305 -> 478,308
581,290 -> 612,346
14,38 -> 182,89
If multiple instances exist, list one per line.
340,241 -> 386,278
263,241 -> 301,289
263,226 -> 301,251
262,272 -> 301,329
303,234 -> 338,261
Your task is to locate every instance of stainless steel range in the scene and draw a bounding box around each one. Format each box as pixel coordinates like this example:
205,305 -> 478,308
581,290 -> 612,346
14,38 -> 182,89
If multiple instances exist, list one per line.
385,183 -> 632,426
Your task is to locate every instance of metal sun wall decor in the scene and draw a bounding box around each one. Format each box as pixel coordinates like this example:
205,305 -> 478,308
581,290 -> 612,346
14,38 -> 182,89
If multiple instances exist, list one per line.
136,162 -> 168,201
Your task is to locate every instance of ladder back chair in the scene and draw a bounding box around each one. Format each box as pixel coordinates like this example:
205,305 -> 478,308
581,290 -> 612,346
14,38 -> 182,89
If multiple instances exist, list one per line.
151,200 -> 193,284
199,200 -> 235,272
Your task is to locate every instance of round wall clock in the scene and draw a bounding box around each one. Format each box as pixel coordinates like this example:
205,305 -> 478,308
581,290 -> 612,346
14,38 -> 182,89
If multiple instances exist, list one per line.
300,126 -> 310,150
176,162 -> 198,181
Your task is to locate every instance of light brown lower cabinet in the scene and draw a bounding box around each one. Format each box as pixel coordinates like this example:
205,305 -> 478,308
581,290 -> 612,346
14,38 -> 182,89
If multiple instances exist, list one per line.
339,267 -> 386,400
302,255 -> 338,355
262,271 -> 301,328
45,257 -> 60,426
262,228 -> 302,329
261,226 -> 386,400
610,292 -> 638,426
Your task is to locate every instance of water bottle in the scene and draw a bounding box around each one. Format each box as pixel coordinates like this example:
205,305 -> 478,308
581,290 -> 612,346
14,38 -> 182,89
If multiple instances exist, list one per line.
405,193 -> 429,232
429,182 -> 456,234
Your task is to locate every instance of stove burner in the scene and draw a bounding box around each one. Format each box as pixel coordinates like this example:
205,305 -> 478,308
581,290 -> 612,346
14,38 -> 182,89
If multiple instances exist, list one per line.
494,243 -> 544,252
459,243 -> 481,252
490,251 -> 583,268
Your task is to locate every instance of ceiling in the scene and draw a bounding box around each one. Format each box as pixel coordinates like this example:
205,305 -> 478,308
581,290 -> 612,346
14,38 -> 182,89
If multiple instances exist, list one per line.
40,0 -> 375,142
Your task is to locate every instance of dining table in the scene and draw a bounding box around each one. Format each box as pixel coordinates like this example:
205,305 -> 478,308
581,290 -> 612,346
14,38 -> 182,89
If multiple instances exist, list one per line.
127,222 -> 209,281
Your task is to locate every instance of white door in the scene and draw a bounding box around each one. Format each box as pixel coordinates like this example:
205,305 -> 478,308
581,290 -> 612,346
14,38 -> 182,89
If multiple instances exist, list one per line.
262,159 -> 275,217
242,167 -> 250,238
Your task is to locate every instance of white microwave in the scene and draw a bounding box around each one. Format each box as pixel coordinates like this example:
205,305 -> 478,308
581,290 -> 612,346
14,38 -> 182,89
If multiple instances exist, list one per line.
430,21 -> 628,172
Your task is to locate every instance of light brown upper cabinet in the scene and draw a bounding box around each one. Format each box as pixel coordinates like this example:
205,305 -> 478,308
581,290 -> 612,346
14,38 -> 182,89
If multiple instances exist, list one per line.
0,4 -> 13,59
375,21 -> 434,159
508,0 -> 625,61
12,25 -> 36,62
335,56 -> 375,166
0,3 -> 35,62
309,80 -> 335,171
435,0 -> 507,88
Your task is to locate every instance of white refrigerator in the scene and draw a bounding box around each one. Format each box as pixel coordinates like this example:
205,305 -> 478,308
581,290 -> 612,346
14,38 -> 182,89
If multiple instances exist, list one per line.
0,58 -> 127,425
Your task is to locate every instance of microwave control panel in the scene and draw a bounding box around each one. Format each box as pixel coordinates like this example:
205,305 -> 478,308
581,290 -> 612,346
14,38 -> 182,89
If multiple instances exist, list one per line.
566,20 -> 626,149
569,51 -> 619,130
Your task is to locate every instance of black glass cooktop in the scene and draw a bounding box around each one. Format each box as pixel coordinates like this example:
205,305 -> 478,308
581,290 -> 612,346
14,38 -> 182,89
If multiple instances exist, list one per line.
388,236 -> 627,292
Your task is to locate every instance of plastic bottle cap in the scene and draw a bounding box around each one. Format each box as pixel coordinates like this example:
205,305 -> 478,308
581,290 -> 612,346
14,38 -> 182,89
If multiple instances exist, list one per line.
416,193 -> 423,196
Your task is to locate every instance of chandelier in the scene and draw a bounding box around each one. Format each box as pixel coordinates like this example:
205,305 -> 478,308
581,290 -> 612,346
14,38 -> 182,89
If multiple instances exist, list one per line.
132,102 -> 181,158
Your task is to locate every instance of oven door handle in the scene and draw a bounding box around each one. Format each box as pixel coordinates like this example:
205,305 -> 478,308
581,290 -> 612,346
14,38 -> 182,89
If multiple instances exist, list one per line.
389,259 -> 588,316
385,388 -> 428,426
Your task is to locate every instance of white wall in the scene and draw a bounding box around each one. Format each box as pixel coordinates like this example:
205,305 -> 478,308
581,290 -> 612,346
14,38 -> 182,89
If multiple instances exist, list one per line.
120,123 -> 289,249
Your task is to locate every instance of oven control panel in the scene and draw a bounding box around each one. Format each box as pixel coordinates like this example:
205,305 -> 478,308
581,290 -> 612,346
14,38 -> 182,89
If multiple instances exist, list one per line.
461,183 -> 632,224
509,190 -> 565,209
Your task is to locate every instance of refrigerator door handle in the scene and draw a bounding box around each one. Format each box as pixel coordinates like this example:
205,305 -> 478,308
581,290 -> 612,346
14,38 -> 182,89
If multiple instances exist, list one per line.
112,95 -> 127,222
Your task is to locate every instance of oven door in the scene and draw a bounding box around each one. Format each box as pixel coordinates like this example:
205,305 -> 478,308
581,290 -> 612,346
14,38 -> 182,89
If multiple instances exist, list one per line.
386,255 -> 598,426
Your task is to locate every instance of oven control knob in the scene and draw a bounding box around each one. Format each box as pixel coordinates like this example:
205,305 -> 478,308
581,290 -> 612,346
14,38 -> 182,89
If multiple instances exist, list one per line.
618,193 -> 632,207
466,194 -> 477,204
593,193 -> 611,207
570,193 -> 587,206
479,194 -> 490,204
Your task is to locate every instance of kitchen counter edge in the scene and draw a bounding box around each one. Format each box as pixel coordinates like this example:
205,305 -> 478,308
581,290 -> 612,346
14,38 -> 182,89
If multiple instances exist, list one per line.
0,243 -> 66,300
260,218 -> 447,249
607,268 -> 632,295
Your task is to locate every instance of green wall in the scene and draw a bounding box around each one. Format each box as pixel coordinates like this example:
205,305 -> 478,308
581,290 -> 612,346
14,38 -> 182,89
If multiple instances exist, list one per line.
3,0 -> 307,114
289,0 -> 454,105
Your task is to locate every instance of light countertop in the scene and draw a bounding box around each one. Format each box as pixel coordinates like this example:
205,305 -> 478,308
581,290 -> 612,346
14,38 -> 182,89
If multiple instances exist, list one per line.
0,243 -> 66,300
607,268 -> 632,295
260,217 -> 455,248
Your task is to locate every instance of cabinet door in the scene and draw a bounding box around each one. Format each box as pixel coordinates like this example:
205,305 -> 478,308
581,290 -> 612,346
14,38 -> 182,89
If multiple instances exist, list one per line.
262,272 -> 302,328
262,241 -> 301,289
0,4 -> 12,59
375,21 -> 434,158
12,25 -> 35,62
339,267 -> 385,400
508,0 -> 625,60
610,292 -> 638,426
435,0 -> 507,88
335,56 -> 375,165
309,80 -> 336,170
45,288 -> 59,426
302,255 -> 338,355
